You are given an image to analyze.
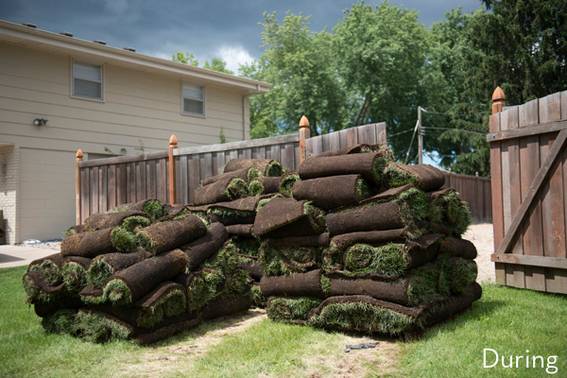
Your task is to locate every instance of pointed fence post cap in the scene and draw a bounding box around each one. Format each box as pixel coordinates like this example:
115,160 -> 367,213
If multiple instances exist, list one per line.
169,134 -> 178,147
299,115 -> 310,129
75,148 -> 84,160
492,86 -> 505,102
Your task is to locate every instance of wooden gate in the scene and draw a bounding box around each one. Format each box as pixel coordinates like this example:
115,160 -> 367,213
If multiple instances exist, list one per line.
488,88 -> 567,293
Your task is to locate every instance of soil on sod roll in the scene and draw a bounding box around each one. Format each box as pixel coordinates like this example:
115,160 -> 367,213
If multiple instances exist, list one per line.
429,188 -> 472,236
326,188 -> 429,237
27,253 -> 66,285
202,167 -> 256,186
61,228 -> 114,257
291,174 -> 374,210
225,224 -> 254,236
104,249 -> 189,305
266,297 -> 322,323
136,215 -> 207,255
253,198 -> 326,238
248,176 -> 281,196
437,236 -> 477,259
298,152 -> 387,185
384,163 -> 446,192
23,271 -> 66,304
279,173 -> 300,197
223,158 -> 283,177
87,251 -> 150,288
260,269 -> 324,298
182,222 -> 229,270
315,143 -> 373,157
82,210 -> 148,232
267,233 -> 330,248
193,176 -> 248,205
200,293 -> 253,320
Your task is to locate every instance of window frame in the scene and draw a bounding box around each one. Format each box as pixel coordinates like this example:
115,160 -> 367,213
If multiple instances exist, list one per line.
180,82 -> 206,118
70,59 -> 105,102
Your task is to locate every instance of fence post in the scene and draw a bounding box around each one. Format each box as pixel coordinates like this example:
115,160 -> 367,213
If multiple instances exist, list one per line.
492,86 -> 505,114
168,134 -> 178,206
298,115 -> 310,164
75,148 -> 83,225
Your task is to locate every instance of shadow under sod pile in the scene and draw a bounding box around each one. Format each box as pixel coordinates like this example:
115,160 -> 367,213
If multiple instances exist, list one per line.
256,146 -> 482,336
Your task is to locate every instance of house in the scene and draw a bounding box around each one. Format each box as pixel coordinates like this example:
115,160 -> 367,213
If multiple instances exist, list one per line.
0,19 -> 270,244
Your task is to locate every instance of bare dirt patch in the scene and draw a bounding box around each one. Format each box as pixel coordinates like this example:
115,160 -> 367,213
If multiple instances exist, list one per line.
115,309 -> 266,377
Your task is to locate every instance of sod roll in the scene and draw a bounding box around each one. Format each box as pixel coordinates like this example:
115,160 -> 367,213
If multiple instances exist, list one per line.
279,173 -> 300,197
111,199 -> 167,221
314,143 -> 373,157
202,167 -> 253,186
87,250 -> 150,288
253,198 -> 326,238
225,224 -> 254,236
438,237 -> 477,259
260,269 -> 323,298
329,229 -> 407,251
266,297 -> 322,323
260,240 -> 321,276
248,176 -> 281,196
292,175 -> 373,210
429,188 -> 472,236
193,175 -> 248,205
384,163 -> 446,192
420,282 -> 482,327
207,196 -> 264,225
104,249 -> 189,305
223,159 -> 282,177
136,215 -> 207,255
83,210 -> 147,231
182,222 -> 229,270
298,152 -> 387,184
61,256 -> 91,293
61,228 -> 113,257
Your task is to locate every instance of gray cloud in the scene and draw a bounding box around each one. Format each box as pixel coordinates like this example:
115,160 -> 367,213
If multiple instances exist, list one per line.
0,0 -> 482,67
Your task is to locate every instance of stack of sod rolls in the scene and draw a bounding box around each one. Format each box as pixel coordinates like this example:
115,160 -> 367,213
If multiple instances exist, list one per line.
22,198 -> 254,344
258,149 -> 481,337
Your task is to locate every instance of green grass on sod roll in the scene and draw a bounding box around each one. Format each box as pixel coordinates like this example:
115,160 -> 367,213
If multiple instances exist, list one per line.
260,243 -> 320,276
86,259 -> 113,288
187,269 -> 226,312
265,160 -> 283,177
41,309 -> 77,334
354,176 -> 372,201
279,174 -> 299,197
248,179 -> 264,196
28,260 -> 62,286
22,274 -> 62,304
343,243 -> 408,278
225,178 -> 249,200
73,311 -> 134,343
266,297 -> 321,322
61,262 -> 87,293
142,199 -> 167,221
246,167 -> 262,182
207,207 -> 255,223
110,227 -> 138,252
103,279 -> 133,305
384,163 -> 416,188
136,288 -> 187,328
309,301 -> 414,336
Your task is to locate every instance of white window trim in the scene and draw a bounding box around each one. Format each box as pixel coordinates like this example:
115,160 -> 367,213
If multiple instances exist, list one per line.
70,59 -> 105,103
180,82 -> 206,118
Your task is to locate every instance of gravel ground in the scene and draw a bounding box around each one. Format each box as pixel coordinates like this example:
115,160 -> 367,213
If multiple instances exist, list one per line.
463,223 -> 495,283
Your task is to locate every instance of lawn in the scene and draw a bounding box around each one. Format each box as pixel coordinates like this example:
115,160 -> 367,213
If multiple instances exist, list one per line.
3,265 -> 567,377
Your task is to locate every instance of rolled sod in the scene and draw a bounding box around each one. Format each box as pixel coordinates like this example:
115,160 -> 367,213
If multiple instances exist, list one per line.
87,250 -> 150,288
223,158 -> 283,177
41,309 -> 77,334
200,294 -> 253,320
135,318 -> 200,345
439,256 -> 478,295
248,176 -> 281,196
206,196 -> 264,225
438,237 -> 477,259
193,176 -> 248,205
314,143 -> 373,157
23,271 -> 66,304
83,210 -> 148,231
136,215 -> 207,255
111,199 -> 167,221
186,269 -> 226,312
182,222 -> 229,270
329,229 -> 407,251
323,236 -> 441,279
259,240 -> 322,276
291,174 -> 373,210
61,228 -> 114,257
384,163 -> 446,192
27,253 -> 66,286
298,152 -> 387,185
308,295 -> 418,336
202,167 -> 255,186
429,188 -> 472,236
279,173 -> 300,197
266,297 -> 322,323
225,224 -> 254,236
61,257 -> 91,293
260,269 -> 324,298
251,285 -> 266,308
326,187 -> 429,238
134,282 -> 188,329
110,215 -> 153,252
419,282 -> 482,328
73,309 -> 135,343
253,198 -> 326,238
103,249 -> 189,305
267,233 -> 330,248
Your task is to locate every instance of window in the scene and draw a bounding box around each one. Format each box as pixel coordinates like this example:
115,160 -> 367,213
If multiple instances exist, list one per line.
72,62 -> 103,100
182,84 -> 205,115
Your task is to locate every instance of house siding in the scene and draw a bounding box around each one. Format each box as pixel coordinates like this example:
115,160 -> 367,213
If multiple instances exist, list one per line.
0,41 -> 252,243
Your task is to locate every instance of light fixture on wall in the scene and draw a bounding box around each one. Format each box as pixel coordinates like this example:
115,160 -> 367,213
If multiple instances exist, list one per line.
33,118 -> 48,126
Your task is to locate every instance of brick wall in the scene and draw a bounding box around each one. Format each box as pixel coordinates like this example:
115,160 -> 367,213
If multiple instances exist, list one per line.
0,145 -> 19,244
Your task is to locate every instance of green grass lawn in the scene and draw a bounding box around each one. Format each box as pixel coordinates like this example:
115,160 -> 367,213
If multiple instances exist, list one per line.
3,265 -> 567,377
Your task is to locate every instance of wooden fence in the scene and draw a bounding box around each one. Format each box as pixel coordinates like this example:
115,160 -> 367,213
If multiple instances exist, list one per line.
75,119 -> 492,226
489,88 -> 567,294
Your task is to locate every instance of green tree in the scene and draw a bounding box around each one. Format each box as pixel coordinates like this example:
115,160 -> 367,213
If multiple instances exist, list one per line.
173,52 -> 232,74
204,57 -> 233,74
333,3 -> 428,160
173,52 -> 199,66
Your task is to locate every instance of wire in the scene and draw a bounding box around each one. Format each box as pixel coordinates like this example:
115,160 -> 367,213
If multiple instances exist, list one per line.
405,119 -> 420,163
421,126 -> 486,135
386,128 -> 415,138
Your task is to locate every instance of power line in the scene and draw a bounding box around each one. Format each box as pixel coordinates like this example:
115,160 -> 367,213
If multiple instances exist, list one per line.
421,126 -> 486,135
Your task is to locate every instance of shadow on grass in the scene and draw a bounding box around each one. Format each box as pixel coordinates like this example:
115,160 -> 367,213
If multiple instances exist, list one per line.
145,308 -> 266,348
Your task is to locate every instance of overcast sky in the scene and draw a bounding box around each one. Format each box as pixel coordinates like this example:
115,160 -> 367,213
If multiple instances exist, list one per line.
1,0 -> 482,72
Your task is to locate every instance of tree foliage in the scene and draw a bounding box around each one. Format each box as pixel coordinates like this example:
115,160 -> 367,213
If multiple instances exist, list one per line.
173,52 -> 233,74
